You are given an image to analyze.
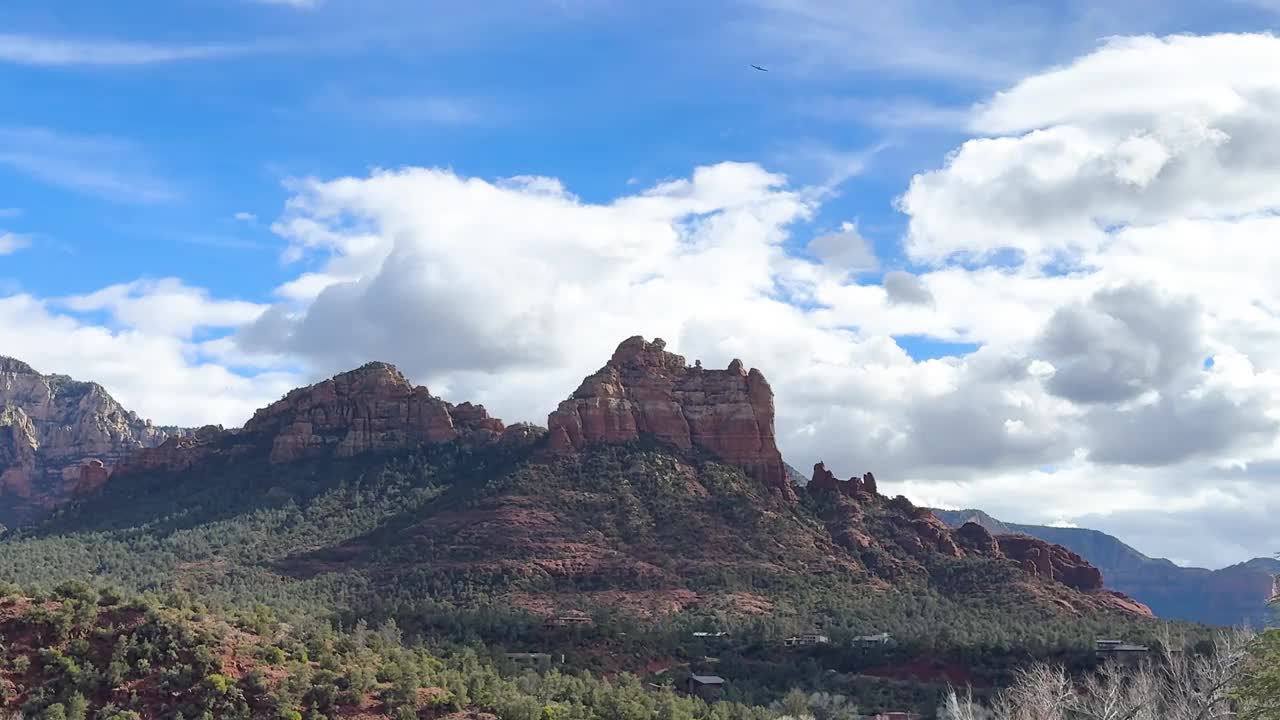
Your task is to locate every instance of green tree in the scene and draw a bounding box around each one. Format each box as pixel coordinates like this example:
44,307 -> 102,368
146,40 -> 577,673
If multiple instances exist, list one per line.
1238,629 -> 1280,719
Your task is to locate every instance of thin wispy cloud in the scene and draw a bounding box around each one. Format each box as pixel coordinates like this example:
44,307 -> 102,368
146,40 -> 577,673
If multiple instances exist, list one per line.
0,33 -> 253,67
316,88 -> 495,127
0,208 -> 20,219
0,233 -> 30,256
0,128 -> 177,203
249,0 -> 321,7
803,96 -> 972,130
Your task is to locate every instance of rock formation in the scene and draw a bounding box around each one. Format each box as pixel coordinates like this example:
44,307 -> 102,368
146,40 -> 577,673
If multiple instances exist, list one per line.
0,357 -> 178,523
808,462 -> 875,497
120,362 -> 526,475
243,362 -> 507,464
997,534 -> 1105,592
547,337 -> 791,496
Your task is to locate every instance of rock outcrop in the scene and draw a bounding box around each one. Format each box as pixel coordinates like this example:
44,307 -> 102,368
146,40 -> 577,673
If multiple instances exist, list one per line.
954,521 -> 1001,556
119,362 -> 526,475
547,337 -> 791,497
997,534 -> 1104,592
244,362 -> 507,464
808,461 -> 875,497
0,357 -> 178,523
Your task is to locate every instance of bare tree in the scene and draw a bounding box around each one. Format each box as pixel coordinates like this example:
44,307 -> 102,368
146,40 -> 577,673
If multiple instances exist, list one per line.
1157,627 -> 1252,720
946,628 -> 1254,720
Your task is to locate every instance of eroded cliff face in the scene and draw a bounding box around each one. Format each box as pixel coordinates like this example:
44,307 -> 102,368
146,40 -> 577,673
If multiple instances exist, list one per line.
118,362 -> 528,476
807,458 -> 1151,616
546,336 -> 791,496
0,357 -> 176,523
244,362 -> 507,463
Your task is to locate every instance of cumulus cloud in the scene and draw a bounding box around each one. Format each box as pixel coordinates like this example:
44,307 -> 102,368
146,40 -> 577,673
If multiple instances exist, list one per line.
1036,284 -> 1204,405
805,221 -> 877,273
901,33 -> 1280,267
0,293 -> 295,427
63,278 -> 266,338
882,270 -> 933,306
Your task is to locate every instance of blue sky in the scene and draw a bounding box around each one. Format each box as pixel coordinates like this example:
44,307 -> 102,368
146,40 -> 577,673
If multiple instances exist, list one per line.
3,0 -> 1270,307
8,1 -> 1280,567
0,1 -> 1163,304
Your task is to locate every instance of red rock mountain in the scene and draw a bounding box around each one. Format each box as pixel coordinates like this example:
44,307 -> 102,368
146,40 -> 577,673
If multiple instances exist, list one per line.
118,362 -> 527,477
0,357 -> 177,524
808,465 -> 1150,616
547,336 -> 790,497
16,337 -> 1152,623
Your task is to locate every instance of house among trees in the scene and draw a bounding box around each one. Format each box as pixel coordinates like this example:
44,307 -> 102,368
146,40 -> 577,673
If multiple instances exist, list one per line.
854,632 -> 892,647
544,612 -> 593,629
870,712 -> 918,720
692,631 -> 728,638
686,674 -> 725,699
1095,638 -> 1150,665
504,652 -> 557,668
784,632 -> 830,646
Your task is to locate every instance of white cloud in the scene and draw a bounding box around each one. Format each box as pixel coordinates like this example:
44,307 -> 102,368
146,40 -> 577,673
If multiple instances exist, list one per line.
805,221 -> 877,273
0,233 -> 29,255
0,293 -> 295,428
0,33 -> 249,66
902,34 -> 1280,267
234,211 -> 258,222
62,278 -> 267,338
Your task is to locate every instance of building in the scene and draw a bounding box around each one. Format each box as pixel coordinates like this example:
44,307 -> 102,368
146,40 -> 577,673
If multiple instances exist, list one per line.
871,713 -> 918,720
854,632 -> 892,647
686,674 -> 725,699
784,632 -> 830,646
504,652 -> 556,667
1095,638 -> 1150,665
692,631 -> 728,638
544,613 -> 594,629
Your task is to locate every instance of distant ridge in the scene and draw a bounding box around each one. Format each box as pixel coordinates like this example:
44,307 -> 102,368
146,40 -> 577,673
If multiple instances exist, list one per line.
932,508 -> 1280,627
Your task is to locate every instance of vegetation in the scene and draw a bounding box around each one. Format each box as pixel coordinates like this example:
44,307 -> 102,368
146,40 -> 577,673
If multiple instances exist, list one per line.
0,441 -> 1204,716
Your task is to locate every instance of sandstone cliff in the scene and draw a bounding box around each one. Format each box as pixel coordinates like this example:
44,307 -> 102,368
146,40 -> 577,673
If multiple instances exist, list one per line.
0,357 -> 177,524
808,460 -> 1150,616
118,362 -> 525,476
546,336 -> 791,496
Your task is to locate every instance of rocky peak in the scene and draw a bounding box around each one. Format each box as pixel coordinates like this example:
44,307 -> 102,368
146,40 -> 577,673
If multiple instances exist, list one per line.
121,362 -> 521,474
0,358 -> 176,524
547,336 -> 791,497
808,461 -> 876,497
0,357 -> 36,375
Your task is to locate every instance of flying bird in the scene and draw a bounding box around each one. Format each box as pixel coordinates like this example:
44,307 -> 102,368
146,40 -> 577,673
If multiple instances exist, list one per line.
751,64 -> 769,72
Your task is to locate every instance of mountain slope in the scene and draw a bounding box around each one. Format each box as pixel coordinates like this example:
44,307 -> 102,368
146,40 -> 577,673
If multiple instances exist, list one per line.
933,508 -> 1280,626
0,357 -> 181,526
21,338 -> 1148,627
0,337 -> 1170,715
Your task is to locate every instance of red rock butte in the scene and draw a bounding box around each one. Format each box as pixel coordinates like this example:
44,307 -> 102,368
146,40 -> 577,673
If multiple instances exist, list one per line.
243,361 -> 507,464
546,336 -> 791,497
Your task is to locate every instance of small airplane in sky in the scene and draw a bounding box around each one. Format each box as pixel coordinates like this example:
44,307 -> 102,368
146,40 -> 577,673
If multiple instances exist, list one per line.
750,64 -> 769,72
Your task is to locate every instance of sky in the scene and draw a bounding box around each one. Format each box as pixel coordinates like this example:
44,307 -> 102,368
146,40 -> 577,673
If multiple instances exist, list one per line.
4,0 -> 1280,569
